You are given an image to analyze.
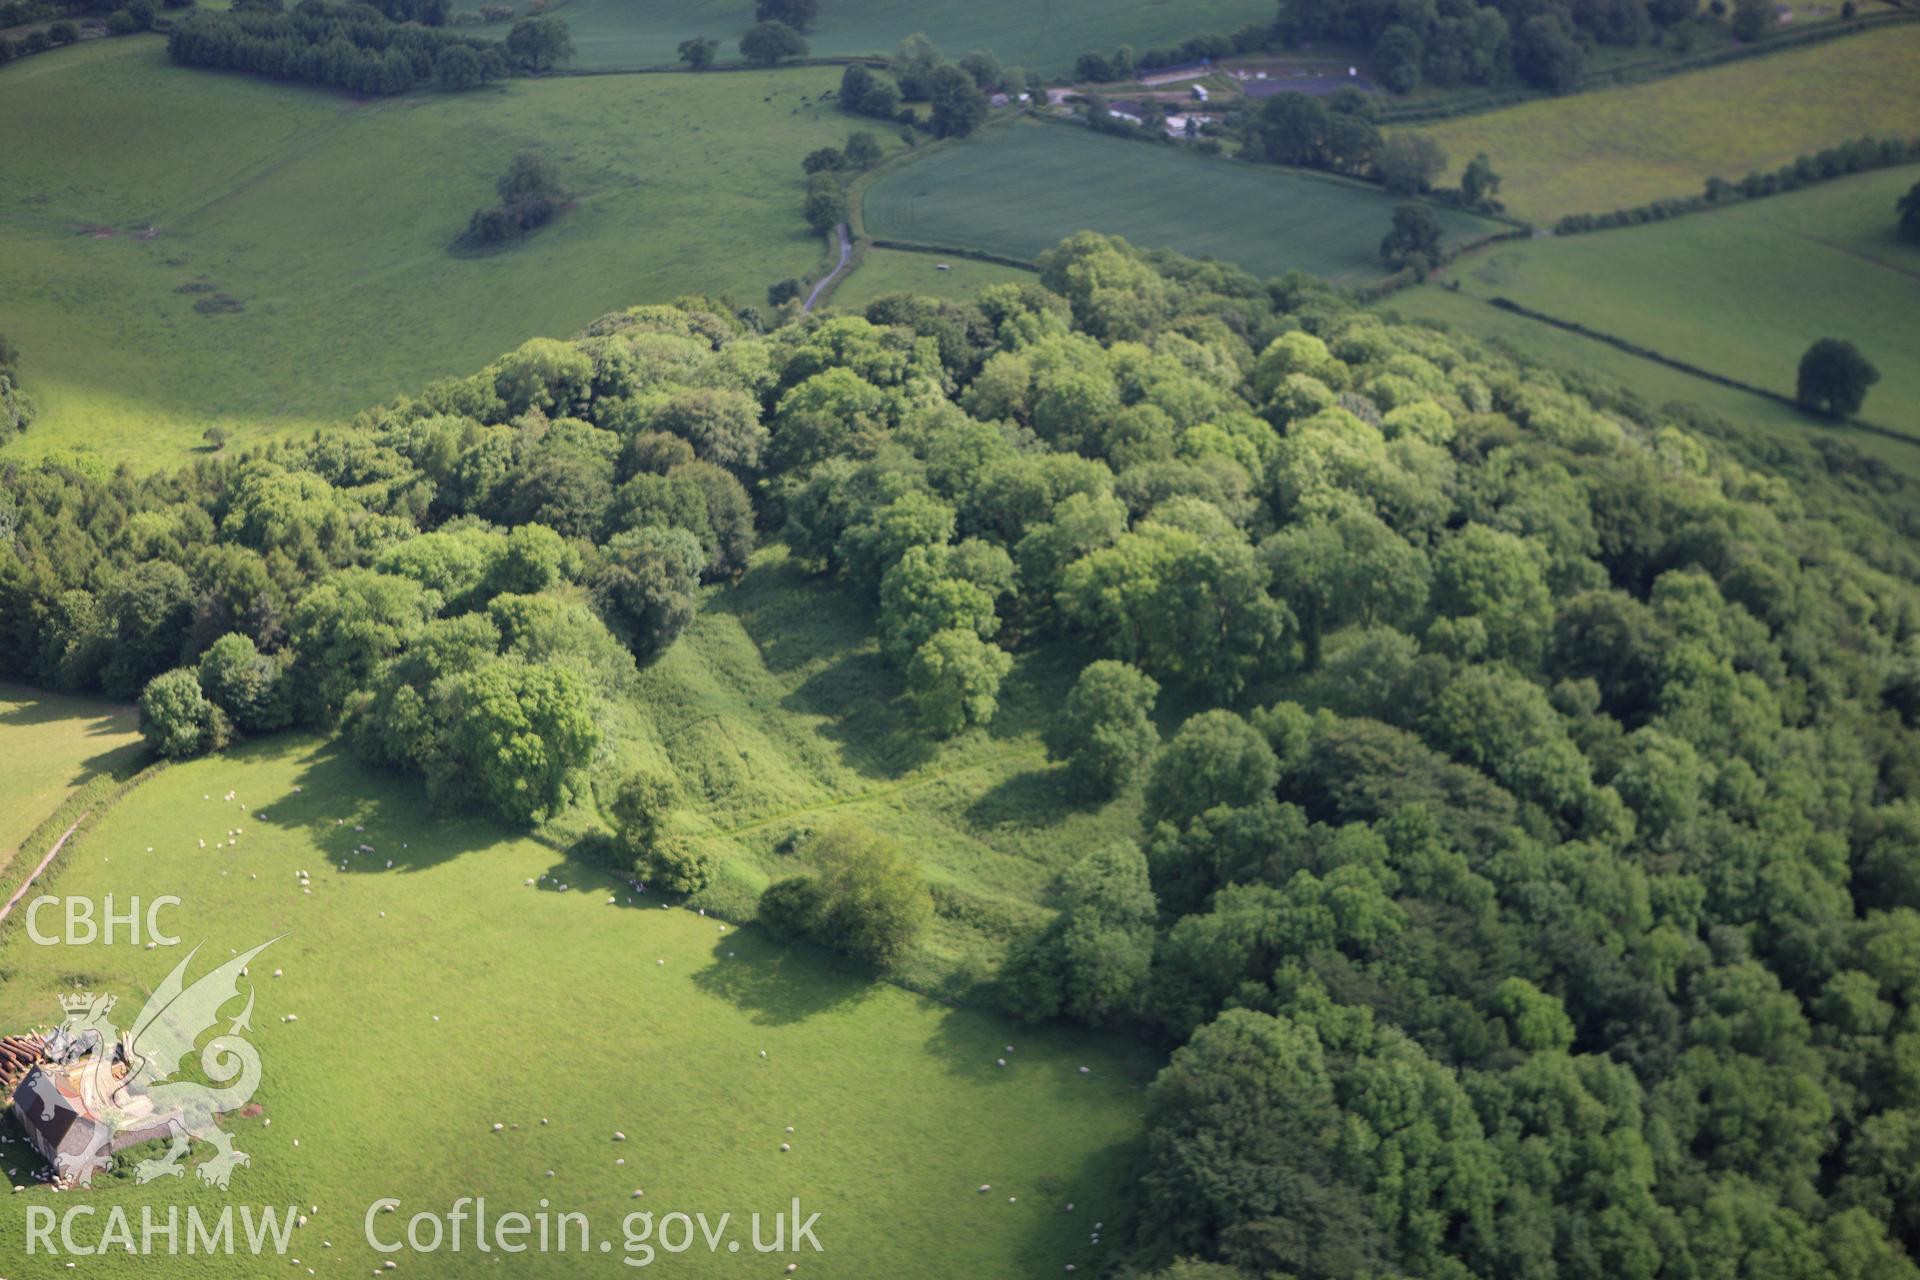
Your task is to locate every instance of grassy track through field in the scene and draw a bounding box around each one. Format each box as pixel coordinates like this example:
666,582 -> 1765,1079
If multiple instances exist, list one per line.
863,120 -> 1506,284
1413,25 -> 1920,225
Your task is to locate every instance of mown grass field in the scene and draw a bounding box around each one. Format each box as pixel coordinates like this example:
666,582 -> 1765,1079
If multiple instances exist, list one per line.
827,247 -> 1037,311
1438,165 -> 1920,435
864,120 -> 1505,284
0,734 -> 1158,1277
0,40 -> 871,465
1413,25 -> 1920,225
550,0 -> 1278,75
0,683 -> 143,870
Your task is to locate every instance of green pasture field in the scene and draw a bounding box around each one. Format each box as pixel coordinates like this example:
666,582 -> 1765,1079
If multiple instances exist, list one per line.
1437,165 -> 1920,437
0,683 -> 143,869
1380,286 -> 1920,482
862,120 -> 1505,284
826,247 -> 1037,311
547,0 -> 1278,76
0,733 -> 1158,1277
1413,25 -> 1920,225
0,40 -> 873,465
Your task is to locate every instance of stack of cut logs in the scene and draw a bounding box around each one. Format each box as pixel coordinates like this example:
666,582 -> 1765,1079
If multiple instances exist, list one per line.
0,1033 -> 47,1096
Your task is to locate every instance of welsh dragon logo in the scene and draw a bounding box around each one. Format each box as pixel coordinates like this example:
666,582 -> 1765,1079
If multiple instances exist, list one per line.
23,938 -> 280,1189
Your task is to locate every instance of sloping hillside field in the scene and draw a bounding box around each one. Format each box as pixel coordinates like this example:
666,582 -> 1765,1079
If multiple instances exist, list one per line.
1448,165 -> 1920,431
863,120 -> 1506,283
1414,24 -> 1920,224
0,40 -> 864,464
0,739 -> 1156,1276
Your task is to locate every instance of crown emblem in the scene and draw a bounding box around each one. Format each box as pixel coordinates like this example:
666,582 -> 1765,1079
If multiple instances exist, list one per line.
59,992 -> 114,1015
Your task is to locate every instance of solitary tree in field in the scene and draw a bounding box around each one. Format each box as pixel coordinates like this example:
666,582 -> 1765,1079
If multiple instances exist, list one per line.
1461,152 -> 1501,210
505,15 -> 572,71
755,0 -> 819,33
1796,339 -> 1880,418
1380,203 -> 1443,268
676,35 -> 718,70
843,131 -> 883,169
1898,180 -> 1920,245
740,19 -> 807,65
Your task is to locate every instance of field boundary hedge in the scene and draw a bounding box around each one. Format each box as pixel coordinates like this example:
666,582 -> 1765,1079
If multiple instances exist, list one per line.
866,239 -> 1040,270
1030,111 -> 1535,232
1553,136 -> 1920,234
0,759 -> 164,948
1375,11 -> 1917,125
545,54 -> 886,77
1479,293 -> 1920,449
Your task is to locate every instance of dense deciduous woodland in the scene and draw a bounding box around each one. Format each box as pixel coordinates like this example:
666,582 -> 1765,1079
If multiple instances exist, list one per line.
5,233 -> 1920,1276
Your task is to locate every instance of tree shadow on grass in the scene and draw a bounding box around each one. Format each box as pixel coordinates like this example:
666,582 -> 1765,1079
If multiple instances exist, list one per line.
920,1001 -> 1166,1093
700,551 -> 874,679
781,650 -> 936,778
246,737 -> 513,875
689,929 -> 872,1027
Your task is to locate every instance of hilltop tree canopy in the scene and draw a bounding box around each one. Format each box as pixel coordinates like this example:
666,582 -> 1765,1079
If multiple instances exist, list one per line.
6,234 -> 1920,1279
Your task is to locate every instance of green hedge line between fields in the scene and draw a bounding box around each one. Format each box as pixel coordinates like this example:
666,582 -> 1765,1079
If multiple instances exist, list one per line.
0,760 -> 165,949
1374,11 -> 1918,125
866,239 -> 1040,271
1553,135 -> 1920,234
1481,294 -> 1920,450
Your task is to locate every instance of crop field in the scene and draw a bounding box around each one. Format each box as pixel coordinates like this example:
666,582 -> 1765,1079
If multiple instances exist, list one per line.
1440,165 -> 1920,434
0,683 -> 143,869
0,734 -> 1158,1277
863,120 -> 1506,284
549,0 -> 1278,75
1414,25 -> 1920,225
827,247 -> 1037,310
0,40 -> 870,464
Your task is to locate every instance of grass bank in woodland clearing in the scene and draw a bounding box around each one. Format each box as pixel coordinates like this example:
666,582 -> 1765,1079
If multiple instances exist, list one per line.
863,119 -> 1505,285
0,682 -> 143,871
0,40 -> 880,466
1411,24 -> 1920,225
0,733 -> 1157,1277
549,0 -> 1278,76
599,544 -> 1160,994
1437,166 -> 1920,437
